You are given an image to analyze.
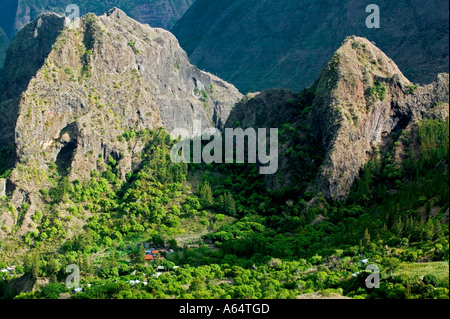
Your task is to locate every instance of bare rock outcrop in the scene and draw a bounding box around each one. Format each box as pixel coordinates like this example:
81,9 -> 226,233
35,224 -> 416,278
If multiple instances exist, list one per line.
219,36 -> 449,201
1,8 -> 242,235
312,36 -> 449,200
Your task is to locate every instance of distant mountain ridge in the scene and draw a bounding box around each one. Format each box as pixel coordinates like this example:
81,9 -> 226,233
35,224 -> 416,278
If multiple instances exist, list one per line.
172,0 -> 449,93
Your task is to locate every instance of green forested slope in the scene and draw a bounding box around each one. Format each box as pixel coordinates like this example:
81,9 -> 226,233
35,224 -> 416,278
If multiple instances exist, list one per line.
0,118 -> 448,299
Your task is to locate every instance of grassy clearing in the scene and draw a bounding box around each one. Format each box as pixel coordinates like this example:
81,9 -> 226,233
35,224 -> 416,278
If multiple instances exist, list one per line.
175,211 -> 235,245
395,262 -> 449,285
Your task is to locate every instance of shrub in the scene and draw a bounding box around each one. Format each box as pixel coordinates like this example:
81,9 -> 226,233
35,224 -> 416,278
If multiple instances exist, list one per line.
370,81 -> 386,101
423,274 -> 439,287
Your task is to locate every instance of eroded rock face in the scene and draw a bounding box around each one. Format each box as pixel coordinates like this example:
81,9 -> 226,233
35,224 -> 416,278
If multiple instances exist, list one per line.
0,1 -> 195,68
312,37 -> 449,200
2,8 -> 241,232
0,13 -> 66,149
127,0 -> 194,30
215,36 -> 449,202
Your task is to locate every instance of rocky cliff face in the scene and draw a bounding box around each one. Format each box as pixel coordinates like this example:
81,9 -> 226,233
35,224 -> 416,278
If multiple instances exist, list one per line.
225,36 -> 449,200
0,8 -> 241,231
173,0 -> 449,94
125,0 -> 194,30
0,0 -> 194,67
0,12 -> 66,150
312,37 -> 449,200
0,178 -> 5,197
0,10 -> 448,240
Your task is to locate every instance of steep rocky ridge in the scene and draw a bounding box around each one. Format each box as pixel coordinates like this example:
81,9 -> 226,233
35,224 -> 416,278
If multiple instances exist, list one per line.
0,0 -> 195,67
225,37 -> 449,201
0,8 -> 241,235
173,0 -> 449,93
0,13 -> 66,151
312,37 -> 449,200
0,13 -> 448,238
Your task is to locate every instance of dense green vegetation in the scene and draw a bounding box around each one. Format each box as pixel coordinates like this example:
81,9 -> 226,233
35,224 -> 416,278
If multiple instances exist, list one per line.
0,118 -> 448,300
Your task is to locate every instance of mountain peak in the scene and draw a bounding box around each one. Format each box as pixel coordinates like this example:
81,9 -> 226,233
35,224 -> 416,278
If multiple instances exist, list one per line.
337,36 -> 410,85
172,1 -> 449,93
106,7 -> 127,19
0,10 -> 242,229
36,12 -> 64,22
311,36 -> 448,200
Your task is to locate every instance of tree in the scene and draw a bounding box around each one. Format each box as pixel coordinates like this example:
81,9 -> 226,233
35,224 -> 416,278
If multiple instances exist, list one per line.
392,218 -> 403,236
153,234 -> 166,247
434,220 -> 443,240
137,244 -> 146,264
425,219 -> 435,241
361,228 -> 371,247
46,255 -> 60,278
382,257 -> 400,275
189,278 -> 205,292
80,255 -> 94,275
23,253 -> 41,279
40,283 -> 68,299
31,253 -> 41,279
423,274 -> 439,287
199,182 -> 214,208
218,192 -> 236,216
268,258 -> 282,269
169,239 -> 179,250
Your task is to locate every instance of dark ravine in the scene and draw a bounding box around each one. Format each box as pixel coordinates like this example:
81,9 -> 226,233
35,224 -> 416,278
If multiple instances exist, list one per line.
173,0 -> 449,94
